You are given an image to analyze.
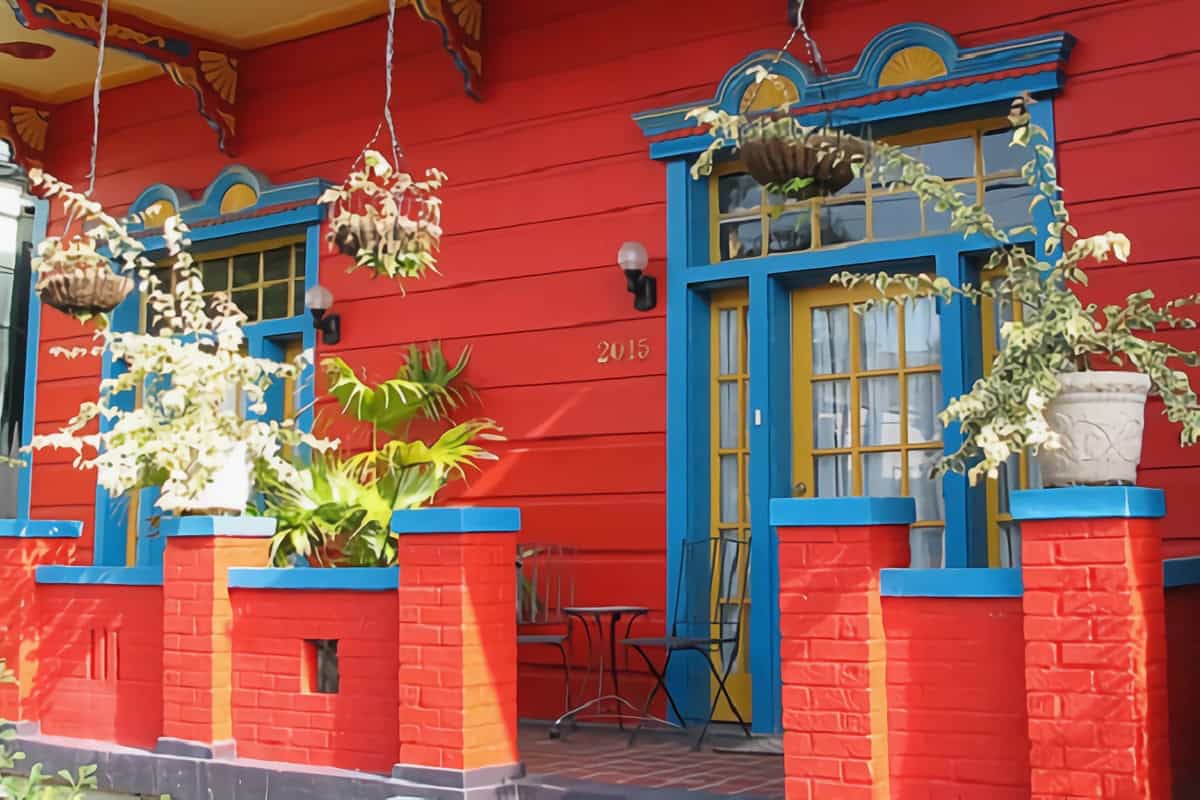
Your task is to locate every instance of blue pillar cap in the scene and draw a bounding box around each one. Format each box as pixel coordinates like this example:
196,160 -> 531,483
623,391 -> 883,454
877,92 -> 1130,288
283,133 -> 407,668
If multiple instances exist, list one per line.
1010,487 -> 1165,521
160,515 -> 278,538
770,497 -> 916,527
0,520 -> 82,539
390,507 -> 521,535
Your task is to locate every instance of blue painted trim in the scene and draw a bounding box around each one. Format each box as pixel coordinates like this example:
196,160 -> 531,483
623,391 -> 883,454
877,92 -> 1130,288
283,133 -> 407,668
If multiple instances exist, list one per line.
16,198 -> 48,519
770,497 -> 916,527
633,23 -> 1074,148
129,167 -> 328,230
1010,487 -> 1166,521
35,565 -> 163,586
881,568 -> 1023,597
390,507 -> 521,534
228,567 -> 398,591
0,519 -> 82,538
160,516 -> 277,538
136,205 -> 324,253
1164,557 -> 1200,590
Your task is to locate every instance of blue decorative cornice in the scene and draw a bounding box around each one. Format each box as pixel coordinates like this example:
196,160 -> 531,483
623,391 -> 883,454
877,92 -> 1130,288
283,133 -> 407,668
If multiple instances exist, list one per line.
633,22 -> 1075,160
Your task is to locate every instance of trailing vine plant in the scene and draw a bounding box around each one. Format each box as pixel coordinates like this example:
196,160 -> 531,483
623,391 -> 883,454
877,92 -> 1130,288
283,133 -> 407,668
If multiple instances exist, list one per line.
829,96 -> 1200,486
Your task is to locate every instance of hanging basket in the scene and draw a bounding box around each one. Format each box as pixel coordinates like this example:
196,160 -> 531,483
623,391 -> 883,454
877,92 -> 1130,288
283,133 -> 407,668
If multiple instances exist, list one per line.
36,261 -> 133,317
738,117 -> 870,199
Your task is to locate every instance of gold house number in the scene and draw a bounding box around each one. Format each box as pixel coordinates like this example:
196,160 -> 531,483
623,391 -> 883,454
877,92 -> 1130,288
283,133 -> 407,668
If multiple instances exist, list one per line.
597,338 -> 651,363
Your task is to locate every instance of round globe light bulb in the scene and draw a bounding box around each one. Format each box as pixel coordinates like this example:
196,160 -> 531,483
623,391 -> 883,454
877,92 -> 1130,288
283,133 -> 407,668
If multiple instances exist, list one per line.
617,241 -> 649,274
305,283 -> 334,312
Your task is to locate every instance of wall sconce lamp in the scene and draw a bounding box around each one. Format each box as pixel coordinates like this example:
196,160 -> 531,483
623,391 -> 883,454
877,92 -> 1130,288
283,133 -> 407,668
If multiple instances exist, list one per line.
304,283 -> 341,346
618,241 -> 656,312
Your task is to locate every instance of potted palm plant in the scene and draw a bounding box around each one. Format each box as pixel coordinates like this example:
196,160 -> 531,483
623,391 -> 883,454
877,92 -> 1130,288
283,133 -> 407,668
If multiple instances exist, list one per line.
836,97 -> 1200,487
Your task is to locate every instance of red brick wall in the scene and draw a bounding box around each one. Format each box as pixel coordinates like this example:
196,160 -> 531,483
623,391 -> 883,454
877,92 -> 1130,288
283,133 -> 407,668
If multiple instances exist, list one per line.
229,588 -> 398,773
1166,584 -> 1200,797
33,584 -> 162,748
883,597 -> 1030,799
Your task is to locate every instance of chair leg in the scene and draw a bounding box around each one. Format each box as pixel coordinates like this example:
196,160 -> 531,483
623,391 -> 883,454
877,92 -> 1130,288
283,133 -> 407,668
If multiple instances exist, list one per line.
627,646 -> 686,747
554,641 -> 571,715
694,649 -> 752,751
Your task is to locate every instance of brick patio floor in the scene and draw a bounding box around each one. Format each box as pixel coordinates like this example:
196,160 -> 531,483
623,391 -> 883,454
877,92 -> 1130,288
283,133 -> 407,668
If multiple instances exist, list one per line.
519,725 -> 786,799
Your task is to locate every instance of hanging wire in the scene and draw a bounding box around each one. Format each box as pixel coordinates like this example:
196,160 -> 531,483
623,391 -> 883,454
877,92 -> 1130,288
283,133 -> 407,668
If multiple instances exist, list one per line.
85,0 -> 109,197
355,0 -> 403,169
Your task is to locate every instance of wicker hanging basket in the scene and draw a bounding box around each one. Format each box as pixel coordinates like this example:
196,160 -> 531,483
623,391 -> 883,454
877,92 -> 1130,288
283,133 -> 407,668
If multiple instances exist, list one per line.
36,261 -> 133,317
739,118 -> 869,199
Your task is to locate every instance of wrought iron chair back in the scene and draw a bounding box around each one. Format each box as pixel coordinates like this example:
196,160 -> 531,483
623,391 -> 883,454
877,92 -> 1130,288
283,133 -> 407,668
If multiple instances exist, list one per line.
670,532 -> 752,665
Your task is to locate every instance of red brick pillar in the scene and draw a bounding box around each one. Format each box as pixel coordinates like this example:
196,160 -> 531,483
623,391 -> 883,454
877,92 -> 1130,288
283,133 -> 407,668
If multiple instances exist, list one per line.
391,507 -> 523,793
157,515 -> 274,759
1013,487 -> 1170,799
770,497 -> 913,800
0,521 -> 81,723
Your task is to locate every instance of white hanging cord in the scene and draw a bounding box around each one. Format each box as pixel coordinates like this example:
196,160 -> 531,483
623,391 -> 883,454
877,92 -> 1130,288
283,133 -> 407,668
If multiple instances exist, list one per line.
85,0 -> 109,197
355,0 -> 403,169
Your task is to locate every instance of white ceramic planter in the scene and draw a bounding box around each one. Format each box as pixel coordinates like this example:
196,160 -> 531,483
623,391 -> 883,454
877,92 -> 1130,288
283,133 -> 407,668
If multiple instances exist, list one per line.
184,442 -> 252,515
1038,371 -> 1150,487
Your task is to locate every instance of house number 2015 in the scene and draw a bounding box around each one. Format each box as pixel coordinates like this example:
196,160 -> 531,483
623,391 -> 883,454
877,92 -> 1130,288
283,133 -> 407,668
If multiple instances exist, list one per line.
597,338 -> 651,363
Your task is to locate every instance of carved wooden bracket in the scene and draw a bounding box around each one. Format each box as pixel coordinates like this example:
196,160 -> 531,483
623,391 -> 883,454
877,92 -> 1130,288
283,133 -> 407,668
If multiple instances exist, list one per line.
9,0 -> 241,154
410,0 -> 483,100
0,90 -> 50,172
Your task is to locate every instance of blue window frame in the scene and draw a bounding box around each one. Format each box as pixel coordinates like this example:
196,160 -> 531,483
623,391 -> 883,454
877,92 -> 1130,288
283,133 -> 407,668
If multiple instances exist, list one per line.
84,167 -> 329,568
635,23 -> 1075,734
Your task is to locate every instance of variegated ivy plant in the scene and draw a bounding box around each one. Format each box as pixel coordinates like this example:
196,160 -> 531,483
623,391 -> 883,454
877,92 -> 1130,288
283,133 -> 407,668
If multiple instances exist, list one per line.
27,172 -> 337,513
831,98 -> 1200,486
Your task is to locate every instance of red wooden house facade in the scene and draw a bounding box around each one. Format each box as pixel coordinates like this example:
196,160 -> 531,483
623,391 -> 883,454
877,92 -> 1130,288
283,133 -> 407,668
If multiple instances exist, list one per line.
0,1 -> 1198,798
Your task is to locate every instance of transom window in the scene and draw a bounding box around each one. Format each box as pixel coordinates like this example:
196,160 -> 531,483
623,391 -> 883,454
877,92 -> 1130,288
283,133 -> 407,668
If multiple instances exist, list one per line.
198,239 -> 306,323
710,120 -> 1032,262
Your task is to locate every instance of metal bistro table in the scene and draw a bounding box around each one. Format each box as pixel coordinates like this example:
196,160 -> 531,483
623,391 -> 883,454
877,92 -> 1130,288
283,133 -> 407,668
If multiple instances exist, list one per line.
550,605 -> 656,737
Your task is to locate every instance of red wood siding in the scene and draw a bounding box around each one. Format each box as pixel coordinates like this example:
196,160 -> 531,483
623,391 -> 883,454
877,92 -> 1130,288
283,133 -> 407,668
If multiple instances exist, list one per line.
25,0 -> 1200,722
1166,585 -> 1200,797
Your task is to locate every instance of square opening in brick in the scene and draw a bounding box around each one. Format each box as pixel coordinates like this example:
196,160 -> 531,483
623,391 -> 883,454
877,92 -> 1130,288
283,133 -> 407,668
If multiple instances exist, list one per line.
88,629 -> 118,682
302,639 -> 339,694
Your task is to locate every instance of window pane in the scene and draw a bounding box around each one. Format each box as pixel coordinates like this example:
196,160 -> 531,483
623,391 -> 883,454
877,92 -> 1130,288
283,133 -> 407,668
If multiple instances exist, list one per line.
293,279 -> 305,316
860,376 -> 901,446
813,379 -> 850,449
985,179 -> 1034,230
908,449 -> 945,521
910,528 -> 944,568
859,303 -> 900,370
720,219 -> 762,260
904,296 -> 941,367
814,454 -> 851,498
719,454 -> 739,523
263,246 -> 292,282
982,128 -> 1026,174
999,524 -> 1021,567
294,243 -> 306,278
863,451 -> 902,497
262,282 -> 288,320
925,182 -> 977,234
718,173 -> 761,215
232,289 -> 258,322
820,201 -> 866,246
719,381 -> 739,449
769,210 -> 812,253
233,253 -> 259,287
905,137 -> 975,181
201,260 -> 227,292
811,306 -> 849,374
872,191 -> 921,240
718,308 -> 738,375
907,373 -> 944,443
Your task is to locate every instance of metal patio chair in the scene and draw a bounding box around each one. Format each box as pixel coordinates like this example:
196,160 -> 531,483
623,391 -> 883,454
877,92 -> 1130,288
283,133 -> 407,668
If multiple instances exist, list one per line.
516,542 -> 577,715
623,532 -> 753,750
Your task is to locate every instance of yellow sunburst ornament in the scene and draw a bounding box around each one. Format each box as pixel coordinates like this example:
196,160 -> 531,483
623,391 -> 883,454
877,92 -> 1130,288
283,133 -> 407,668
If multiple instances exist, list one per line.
878,46 -> 948,87
451,0 -> 482,40
11,106 -> 48,152
199,51 -> 238,104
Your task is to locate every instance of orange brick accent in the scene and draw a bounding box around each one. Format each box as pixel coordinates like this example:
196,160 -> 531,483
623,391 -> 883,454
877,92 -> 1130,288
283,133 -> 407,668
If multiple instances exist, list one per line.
0,538 -> 76,722
777,524 -> 908,800
162,533 -> 268,749
1021,516 -> 1171,800
396,532 -> 518,772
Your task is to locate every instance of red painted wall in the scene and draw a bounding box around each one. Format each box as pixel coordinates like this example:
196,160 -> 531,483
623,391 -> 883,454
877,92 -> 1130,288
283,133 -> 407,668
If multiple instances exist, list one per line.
32,584 -> 162,748
883,597 -> 1030,799
1166,585 -> 1200,797
230,589 -> 399,773
25,0 -> 1200,723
